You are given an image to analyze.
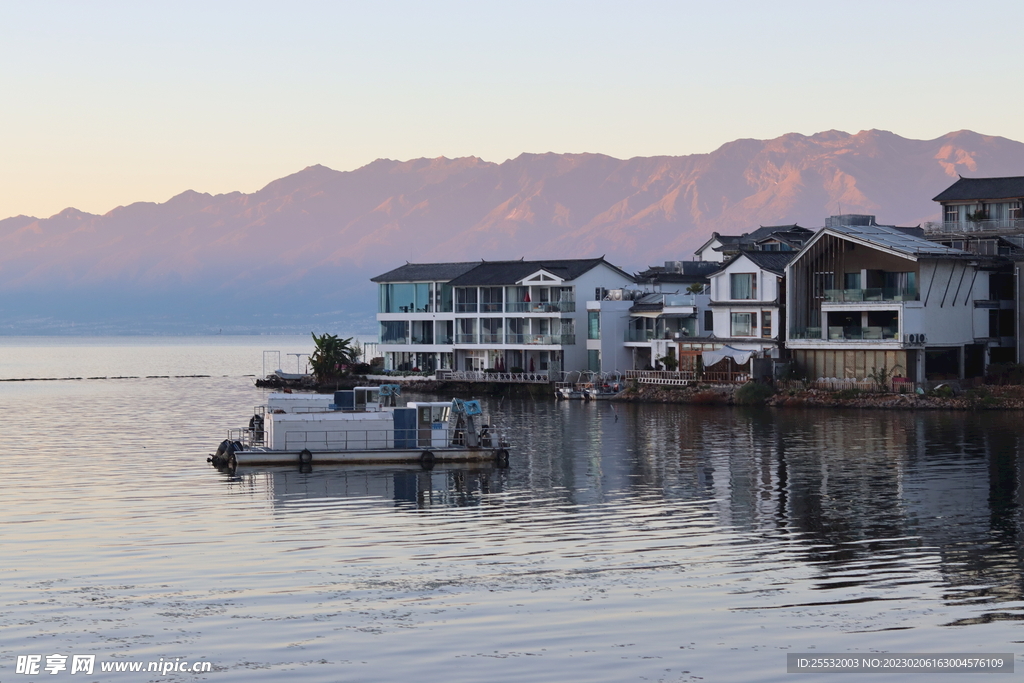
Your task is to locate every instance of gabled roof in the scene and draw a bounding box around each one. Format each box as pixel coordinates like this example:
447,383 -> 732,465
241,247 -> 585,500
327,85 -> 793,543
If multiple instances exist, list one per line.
371,261 -> 480,283
933,176 -> 1024,202
446,258 -> 633,286
802,224 -> 970,260
635,260 -> 720,283
710,224 -> 813,252
730,250 -> 797,275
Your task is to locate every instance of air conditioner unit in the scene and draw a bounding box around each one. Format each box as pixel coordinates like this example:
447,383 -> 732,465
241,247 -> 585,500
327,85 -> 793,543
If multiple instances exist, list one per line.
919,333 -> 926,344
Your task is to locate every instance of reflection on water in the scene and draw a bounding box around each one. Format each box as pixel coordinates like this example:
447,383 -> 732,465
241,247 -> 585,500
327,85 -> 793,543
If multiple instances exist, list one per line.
3,370 -> 1024,682
229,465 -> 506,512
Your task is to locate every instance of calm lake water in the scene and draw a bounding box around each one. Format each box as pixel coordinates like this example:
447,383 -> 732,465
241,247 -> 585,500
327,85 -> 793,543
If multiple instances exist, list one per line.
2,337 -> 1023,681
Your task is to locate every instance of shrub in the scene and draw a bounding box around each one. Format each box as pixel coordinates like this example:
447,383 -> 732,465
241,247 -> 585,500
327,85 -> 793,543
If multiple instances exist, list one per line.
835,388 -> 862,400
734,382 -> 775,405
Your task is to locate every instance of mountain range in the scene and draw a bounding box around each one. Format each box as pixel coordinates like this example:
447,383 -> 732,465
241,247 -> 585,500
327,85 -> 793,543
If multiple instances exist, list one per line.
3,128 -> 1024,334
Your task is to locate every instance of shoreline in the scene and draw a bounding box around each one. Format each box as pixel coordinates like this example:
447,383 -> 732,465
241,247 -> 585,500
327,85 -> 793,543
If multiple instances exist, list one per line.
257,375 -> 1024,410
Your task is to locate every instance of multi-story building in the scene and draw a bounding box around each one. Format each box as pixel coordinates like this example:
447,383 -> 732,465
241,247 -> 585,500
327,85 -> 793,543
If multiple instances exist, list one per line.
927,176 -> 1024,363
372,258 -> 634,375
694,224 -> 813,262
786,221 -> 990,381
707,250 -> 794,359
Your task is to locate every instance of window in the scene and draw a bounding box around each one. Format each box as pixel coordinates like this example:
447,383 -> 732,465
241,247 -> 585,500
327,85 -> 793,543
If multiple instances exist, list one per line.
380,320 -> 408,344
588,350 -> 601,372
1011,202 -> 1022,221
761,310 -> 772,338
455,288 -> 478,313
813,272 -> 835,299
588,311 -> 600,339
844,272 -> 861,289
944,205 -> 960,223
730,273 -> 757,300
480,287 -> 503,312
731,312 -> 755,336
704,310 -> 713,332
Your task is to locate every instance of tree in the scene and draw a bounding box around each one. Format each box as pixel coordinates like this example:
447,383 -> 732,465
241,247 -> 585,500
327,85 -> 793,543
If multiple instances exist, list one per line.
308,332 -> 356,383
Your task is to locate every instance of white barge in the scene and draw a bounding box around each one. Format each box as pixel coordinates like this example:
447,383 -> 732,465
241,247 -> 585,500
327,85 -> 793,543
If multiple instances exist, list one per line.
209,385 -> 509,470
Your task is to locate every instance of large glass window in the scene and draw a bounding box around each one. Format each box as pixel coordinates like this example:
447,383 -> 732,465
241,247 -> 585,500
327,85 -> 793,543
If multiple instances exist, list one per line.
378,283 -> 417,313
588,350 -> 601,372
506,318 -> 525,344
588,311 -> 600,339
480,318 -> 503,343
731,312 -> 754,337
761,310 -> 772,338
414,283 -> 430,312
380,320 -> 408,344
456,318 -> 477,344
730,273 -> 757,300
440,284 -> 453,312
703,310 -> 713,332
455,288 -> 478,313
480,287 -> 503,313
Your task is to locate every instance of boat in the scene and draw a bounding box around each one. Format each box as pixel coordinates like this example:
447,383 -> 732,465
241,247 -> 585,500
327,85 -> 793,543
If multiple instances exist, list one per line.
209,385 -> 510,471
554,371 -> 624,400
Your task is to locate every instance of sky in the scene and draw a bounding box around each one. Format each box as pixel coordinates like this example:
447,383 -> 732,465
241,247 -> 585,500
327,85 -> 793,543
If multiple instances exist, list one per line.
3,0 -> 1023,220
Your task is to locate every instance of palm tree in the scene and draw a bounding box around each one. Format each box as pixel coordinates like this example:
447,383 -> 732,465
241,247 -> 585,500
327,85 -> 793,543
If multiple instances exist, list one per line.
308,332 -> 356,383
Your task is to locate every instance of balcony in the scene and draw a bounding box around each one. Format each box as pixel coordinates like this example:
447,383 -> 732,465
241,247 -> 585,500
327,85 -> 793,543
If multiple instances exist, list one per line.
455,333 -> 477,344
505,301 -> 576,313
823,288 -> 917,303
380,336 -> 409,345
930,218 -> 1024,234
790,326 -> 899,341
504,333 -> 573,345
455,303 -> 478,313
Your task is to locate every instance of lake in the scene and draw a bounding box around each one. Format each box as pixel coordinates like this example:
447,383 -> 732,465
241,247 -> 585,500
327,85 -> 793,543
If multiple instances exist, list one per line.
1,336 -> 1021,681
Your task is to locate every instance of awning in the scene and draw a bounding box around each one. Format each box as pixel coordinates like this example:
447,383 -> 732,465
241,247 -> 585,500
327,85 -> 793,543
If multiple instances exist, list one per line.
702,345 -> 755,367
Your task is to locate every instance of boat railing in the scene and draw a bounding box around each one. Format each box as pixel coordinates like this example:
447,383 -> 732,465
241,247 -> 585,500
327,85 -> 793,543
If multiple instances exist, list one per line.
231,425 -> 506,452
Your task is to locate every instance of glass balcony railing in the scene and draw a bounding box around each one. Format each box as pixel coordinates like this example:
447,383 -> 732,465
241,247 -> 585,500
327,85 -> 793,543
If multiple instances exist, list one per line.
932,218 -> 1024,233
380,336 -> 409,345
455,303 -> 478,313
479,333 -> 503,344
505,301 -> 575,313
454,334 -> 477,344
823,288 -> 917,303
790,326 -> 898,340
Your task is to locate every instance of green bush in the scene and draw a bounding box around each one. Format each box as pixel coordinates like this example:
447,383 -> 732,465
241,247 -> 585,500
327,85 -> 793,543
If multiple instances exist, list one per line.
835,388 -> 862,400
734,382 -> 775,405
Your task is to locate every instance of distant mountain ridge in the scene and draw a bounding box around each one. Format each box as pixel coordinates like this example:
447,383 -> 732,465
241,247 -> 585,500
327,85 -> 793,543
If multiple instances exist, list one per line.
3,129 -> 1024,334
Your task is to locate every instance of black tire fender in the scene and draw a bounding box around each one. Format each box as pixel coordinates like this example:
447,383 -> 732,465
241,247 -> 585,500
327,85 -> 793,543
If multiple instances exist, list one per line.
420,450 -> 435,470
298,449 -> 313,464
495,448 -> 510,469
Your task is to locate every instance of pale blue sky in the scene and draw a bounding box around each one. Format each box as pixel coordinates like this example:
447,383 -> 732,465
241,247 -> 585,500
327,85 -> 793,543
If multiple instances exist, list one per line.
2,0 -> 1022,219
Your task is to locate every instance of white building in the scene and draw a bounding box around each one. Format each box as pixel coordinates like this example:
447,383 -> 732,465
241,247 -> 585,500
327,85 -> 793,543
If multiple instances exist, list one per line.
707,250 -> 794,358
373,258 -> 634,375
786,222 -> 990,381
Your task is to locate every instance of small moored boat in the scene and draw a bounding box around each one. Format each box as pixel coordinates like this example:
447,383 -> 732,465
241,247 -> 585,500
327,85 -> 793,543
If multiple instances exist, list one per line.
209,385 -> 510,471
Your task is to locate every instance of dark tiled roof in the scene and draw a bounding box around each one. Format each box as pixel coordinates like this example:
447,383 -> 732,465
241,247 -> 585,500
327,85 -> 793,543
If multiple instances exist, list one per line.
447,258 -> 632,286
635,261 -> 720,282
711,225 -> 813,252
720,250 -> 797,275
933,176 -> 1024,202
371,261 -> 480,283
